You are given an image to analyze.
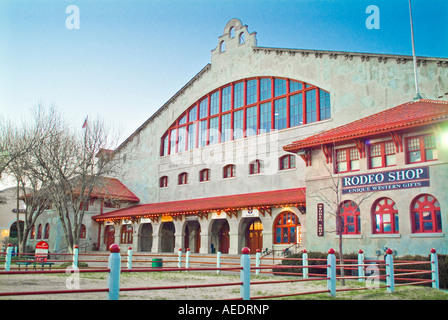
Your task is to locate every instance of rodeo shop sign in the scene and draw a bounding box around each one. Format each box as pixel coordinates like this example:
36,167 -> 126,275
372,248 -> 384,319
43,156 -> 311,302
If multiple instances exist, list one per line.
342,166 -> 429,194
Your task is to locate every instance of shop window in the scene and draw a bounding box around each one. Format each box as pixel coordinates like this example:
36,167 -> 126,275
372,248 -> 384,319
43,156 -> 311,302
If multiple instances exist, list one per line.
406,134 -> 438,164
159,176 -> 168,188
369,141 -> 396,169
372,198 -> 399,234
178,172 -> 188,185
279,155 -> 296,170
336,148 -> 359,173
223,164 -> 236,178
249,160 -> 263,175
199,168 -> 210,182
411,194 -> 442,233
338,200 -> 361,235
274,211 -> 300,244
121,225 -> 133,244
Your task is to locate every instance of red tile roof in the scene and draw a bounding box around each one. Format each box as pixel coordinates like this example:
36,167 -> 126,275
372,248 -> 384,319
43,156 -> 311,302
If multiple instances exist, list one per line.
283,99 -> 448,152
92,188 -> 306,221
89,177 -> 140,202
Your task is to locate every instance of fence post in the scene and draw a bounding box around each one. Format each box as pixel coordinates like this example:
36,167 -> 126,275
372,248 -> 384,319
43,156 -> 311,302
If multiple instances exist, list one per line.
358,249 -> 365,283
240,247 -> 251,300
107,244 -> 121,300
186,248 -> 190,269
255,249 -> 261,276
5,244 -> 13,271
73,245 -> 79,269
217,251 -> 221,275
327,248 -> 336,297
178,248 -> 182,268
385,248 -> 395,294
127,247 -> 132,269
302,249 -> 308,279
430,248 -> 439,289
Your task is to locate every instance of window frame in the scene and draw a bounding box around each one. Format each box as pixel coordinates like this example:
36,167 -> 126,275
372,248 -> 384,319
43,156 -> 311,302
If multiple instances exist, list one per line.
406,134 -> 438,164
336,147 -> 360,173
178,172 -> 188,185
274,211 -> 300,244
120,224 -> 133,244
159,176 -> 168,188
249,160 -> 263,175
338,200 -> 361,235
411,194 -> 442,233
223,164 -> 236,179
368,140 -> 396,169
199,168 -> 211,182
372,197 -> 399,234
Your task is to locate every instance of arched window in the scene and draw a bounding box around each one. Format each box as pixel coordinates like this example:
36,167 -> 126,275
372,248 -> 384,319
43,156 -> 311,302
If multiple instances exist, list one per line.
338,200 -> 361,235
223,164 -> 236,178
159,176 -> 168,188
279,155 -> 296,170
178,172 -> 188,185
80,224 -> 87,239
44,223 -> 50,239
161,77 -> 331,156
220,40 -> 226,52
199,168 -> 210,182
372,198 -> 399,234
229,26 -> 235,38
239,32 -> 245,44
30,225 -> 35,239
411,194 -> 442,233
249,160 -> 263,174
121,225 -> 133,244
274,211 -> 300,244
37,224 -> 42,239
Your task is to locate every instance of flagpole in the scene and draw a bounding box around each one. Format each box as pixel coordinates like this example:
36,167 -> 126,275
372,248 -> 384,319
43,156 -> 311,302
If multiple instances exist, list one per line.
409,0 -> 422,100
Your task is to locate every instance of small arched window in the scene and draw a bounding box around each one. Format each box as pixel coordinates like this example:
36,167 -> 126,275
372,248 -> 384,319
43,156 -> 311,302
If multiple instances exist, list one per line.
372,198 -> 399,234
80,224 -> 87,239
338,200 -> 361,235
279,155 -> 296,170
44,223 -> 50,239
178,172 -> 188,185
223,164 -> 236,178
229,26 -> 235,38
37,224 -> 42,239
159,176 -> 168,188
199,168 -> 210,182
249,160 -> 263,174
220,40 -> 226,52
239,32 -> 245,44
411,194 -> 442,233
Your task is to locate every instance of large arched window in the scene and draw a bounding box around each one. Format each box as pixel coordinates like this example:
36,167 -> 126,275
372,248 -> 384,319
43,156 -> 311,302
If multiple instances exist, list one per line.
37,224 -> 42,239
274,211 -> 300,244
44,223 -> 50,239
161,77 -> 331,156
372,198 -> 399,234
338,200 -> 361,235
411,194 -> 442,233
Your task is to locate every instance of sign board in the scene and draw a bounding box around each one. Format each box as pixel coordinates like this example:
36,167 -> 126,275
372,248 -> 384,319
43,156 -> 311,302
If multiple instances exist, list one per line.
242,208 -> 259,218
297,226 -> 302,244
341,166 -> 429,194
317,203 -> 324,237
35,241 -> 49,260
161,215 -> 173,222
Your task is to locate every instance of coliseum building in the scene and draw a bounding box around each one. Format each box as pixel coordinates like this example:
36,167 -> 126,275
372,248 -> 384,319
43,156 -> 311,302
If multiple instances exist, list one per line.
26,19 -> 448,257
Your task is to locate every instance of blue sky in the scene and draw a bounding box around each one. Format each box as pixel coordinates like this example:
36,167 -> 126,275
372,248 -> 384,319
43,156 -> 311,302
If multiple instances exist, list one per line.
0,0 -> 447,150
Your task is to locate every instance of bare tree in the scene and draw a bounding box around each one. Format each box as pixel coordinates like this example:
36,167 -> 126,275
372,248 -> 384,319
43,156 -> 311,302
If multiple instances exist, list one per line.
307,156 -> 373,285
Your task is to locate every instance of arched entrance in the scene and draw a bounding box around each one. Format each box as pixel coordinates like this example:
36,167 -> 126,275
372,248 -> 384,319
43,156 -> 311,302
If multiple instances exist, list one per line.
245,218 -> 263,253
184,220 -> 201,253
210,219 -> 230,254
104,225 -> 115,249
161,222 -> 175,252
139,223 -> 153,252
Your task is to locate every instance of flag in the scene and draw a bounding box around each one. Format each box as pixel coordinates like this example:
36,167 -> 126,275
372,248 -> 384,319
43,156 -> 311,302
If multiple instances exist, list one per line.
82,116 -> 88,129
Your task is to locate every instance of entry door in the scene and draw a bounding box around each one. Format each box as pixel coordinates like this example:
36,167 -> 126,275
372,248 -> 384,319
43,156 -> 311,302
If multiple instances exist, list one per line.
219,223 -> 230,254
104,225 -> 115,249
247,220 -> 263,253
